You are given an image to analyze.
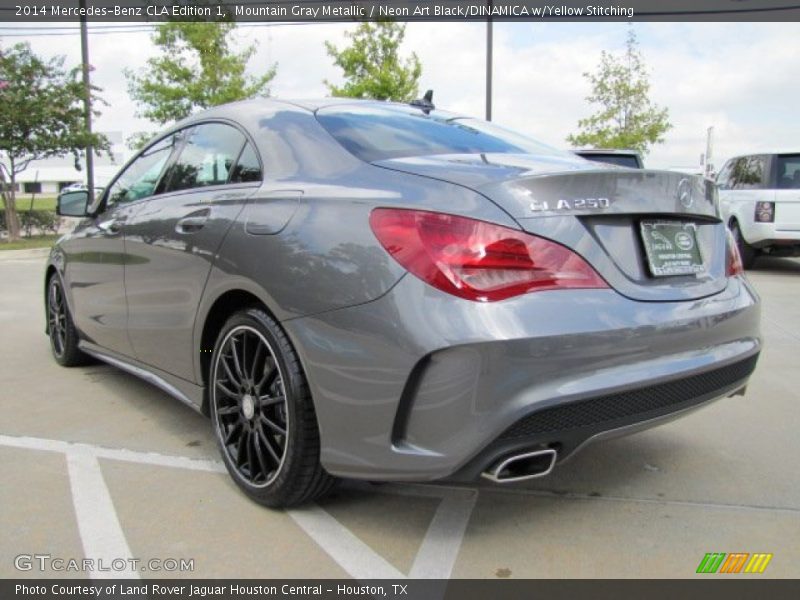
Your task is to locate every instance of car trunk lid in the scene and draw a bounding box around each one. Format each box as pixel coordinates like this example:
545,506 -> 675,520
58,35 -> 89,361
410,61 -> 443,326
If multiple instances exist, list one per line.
375,154 -> 728,302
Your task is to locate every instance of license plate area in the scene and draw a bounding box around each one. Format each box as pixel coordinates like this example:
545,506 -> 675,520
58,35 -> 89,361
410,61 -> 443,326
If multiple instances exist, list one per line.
640,220 -> 705,277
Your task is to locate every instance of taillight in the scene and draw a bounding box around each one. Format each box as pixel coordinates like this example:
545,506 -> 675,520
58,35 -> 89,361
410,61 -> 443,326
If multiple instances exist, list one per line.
369,208 -> 608,302
754,201 -> 775,223
726,230 -> 744,277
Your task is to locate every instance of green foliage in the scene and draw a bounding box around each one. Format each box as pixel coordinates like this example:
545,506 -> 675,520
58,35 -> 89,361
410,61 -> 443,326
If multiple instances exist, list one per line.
126,131 -> 156,152
1,209 -> 58,237
0,42 -> 109,241
126,21 -> 276,125
325,22 -> 422,102
567,28 -> 672,156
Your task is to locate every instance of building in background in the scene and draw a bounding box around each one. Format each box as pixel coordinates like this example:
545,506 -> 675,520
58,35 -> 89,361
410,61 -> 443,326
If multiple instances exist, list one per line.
15,131 -> 127,196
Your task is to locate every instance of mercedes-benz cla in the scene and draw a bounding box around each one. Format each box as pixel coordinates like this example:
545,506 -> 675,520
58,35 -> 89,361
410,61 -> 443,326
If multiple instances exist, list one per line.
46,99 -> 761,507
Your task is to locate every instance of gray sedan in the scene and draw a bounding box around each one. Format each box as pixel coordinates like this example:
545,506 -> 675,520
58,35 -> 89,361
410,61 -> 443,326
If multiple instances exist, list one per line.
46,98 -> 760,507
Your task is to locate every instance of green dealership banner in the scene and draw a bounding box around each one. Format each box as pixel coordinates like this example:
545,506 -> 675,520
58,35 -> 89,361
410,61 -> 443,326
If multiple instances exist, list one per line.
3,0 -> 800,22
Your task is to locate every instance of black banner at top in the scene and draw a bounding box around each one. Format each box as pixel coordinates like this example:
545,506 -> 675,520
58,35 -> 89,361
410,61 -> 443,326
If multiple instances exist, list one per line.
2,0 -> 800,23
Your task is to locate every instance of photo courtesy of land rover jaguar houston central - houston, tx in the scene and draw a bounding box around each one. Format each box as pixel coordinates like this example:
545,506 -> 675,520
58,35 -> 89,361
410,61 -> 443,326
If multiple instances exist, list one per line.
45,98 -> 761,507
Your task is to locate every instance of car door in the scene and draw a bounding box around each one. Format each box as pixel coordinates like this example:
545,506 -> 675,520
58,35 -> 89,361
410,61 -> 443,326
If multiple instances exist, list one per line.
63,135 -> 178,357
123,121 -> 262,382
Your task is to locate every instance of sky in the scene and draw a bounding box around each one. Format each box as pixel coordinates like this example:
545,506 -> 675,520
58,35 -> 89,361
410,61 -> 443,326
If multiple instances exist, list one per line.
4,20 -> 800,171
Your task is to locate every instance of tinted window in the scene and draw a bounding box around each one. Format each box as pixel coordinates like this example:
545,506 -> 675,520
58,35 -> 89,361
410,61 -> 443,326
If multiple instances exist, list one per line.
578,154 -> 641,168
163,123 -> 246,192
230,143 -> 262,183
107,135 -> 177,205
776,154 -> 800,189
316,105 -> 566,162
730,156 -> 766,190
716,160 -> 734,189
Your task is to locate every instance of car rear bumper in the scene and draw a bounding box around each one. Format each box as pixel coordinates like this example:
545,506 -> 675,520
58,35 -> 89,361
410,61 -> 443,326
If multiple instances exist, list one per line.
739,220 -> 800,246
283,274 -> 761,482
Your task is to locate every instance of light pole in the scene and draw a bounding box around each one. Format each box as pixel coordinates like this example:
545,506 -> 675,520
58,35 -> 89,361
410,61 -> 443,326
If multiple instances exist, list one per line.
485,8 -> 493,121
79,0 -> 95,202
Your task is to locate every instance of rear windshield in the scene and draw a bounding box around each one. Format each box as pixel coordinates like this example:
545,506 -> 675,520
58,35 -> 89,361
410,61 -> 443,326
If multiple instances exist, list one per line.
578,153 -> 641,169
316,104 -> 566,162
776,154 -> 800,189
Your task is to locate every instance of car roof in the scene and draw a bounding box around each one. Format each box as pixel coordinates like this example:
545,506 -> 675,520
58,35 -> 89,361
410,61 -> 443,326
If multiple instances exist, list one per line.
176,97 -> 454,122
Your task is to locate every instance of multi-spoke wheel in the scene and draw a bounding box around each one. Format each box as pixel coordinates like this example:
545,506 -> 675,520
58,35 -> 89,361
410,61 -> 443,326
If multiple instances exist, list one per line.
47,274 -> 88,367
210,308 -> 335,507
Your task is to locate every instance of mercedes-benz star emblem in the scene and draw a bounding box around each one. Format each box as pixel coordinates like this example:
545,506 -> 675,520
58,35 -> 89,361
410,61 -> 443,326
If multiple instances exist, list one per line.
677,178 -> 694,209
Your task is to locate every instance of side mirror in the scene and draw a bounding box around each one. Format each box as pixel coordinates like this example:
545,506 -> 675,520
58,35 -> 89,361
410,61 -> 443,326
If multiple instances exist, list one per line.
57,190 -> 90,217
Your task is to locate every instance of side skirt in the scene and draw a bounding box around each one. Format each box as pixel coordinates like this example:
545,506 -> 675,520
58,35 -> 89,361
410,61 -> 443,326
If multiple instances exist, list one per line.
79,341 -> 206,414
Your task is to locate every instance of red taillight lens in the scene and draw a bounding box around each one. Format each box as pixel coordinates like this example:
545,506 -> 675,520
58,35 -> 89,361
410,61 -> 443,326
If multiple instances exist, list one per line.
726,229 -> 744,277
754,201 -> 775,223
369,208 -> 608,302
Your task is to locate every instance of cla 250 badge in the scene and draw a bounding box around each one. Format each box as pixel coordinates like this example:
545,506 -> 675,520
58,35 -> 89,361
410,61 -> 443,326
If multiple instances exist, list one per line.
530,197 -> 611,212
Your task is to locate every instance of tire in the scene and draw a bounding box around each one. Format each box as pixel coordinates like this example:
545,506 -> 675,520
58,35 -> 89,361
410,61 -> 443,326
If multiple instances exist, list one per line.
730,220 -> 757,269
209,307 -> 335,508
47,274 -> 89,367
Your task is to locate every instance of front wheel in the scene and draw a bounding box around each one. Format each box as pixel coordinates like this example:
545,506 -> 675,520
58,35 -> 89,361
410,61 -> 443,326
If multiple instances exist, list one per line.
47,274 -> 89,367
209,308 -> 335,508
730,220 -> 757,269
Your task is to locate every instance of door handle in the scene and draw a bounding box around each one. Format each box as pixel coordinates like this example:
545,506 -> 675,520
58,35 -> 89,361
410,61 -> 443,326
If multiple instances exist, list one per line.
97,217 -> 125,235
176,209 -> 210,234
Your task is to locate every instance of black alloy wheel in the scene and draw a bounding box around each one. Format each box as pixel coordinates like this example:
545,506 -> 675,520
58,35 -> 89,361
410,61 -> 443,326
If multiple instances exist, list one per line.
210,308 -> 335,507
47,275 -> 88,367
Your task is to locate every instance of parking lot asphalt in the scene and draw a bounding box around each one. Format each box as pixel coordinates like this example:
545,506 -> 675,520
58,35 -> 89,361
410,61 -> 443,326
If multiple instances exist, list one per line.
1,247 -> 798,579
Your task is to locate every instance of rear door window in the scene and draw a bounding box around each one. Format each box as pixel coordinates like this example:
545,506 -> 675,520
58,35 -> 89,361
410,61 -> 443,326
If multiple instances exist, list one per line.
162,123 -> 246,193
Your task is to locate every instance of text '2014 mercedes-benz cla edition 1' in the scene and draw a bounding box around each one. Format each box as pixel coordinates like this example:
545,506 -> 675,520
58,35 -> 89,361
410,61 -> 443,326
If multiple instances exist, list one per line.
46,97 -> 761,507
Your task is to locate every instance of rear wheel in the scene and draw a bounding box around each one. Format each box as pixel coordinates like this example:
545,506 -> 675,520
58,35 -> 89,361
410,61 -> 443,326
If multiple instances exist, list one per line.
730,220 -> 757,269
47,274 -> 89,367
209,307 -> 335,508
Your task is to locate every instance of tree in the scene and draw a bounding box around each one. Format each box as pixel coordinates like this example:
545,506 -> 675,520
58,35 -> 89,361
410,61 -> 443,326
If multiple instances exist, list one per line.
0,42 -> 110,242
567,28 -> 671,155
126,21 -> 275,130
325,22 -> 422,102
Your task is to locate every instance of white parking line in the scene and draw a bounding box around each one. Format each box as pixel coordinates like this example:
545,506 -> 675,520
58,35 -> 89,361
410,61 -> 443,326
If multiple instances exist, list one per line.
0,434 -> 478,580
66,452 -> 139,580
289,505 -> 404,579
0,435 -> 226,473
409,490 -> 477,579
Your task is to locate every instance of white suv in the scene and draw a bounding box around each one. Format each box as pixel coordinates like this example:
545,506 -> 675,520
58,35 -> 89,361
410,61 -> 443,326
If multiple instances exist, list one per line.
717,153 -> 800,268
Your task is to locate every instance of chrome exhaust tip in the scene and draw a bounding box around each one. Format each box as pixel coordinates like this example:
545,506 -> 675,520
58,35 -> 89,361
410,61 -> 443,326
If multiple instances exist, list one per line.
481,448 -> 558,483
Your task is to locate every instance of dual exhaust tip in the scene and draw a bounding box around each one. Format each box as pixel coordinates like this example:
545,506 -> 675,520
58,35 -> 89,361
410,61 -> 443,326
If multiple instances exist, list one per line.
482,448 -> 558,484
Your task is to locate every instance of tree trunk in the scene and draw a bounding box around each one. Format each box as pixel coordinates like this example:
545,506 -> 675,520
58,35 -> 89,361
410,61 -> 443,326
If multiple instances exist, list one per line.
2,167 -> 22,242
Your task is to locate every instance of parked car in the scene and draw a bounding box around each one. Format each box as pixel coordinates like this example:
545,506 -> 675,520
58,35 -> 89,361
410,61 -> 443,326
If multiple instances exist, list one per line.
717,153 -> 800,268
59,184 -> 105,198
47,99 -> 760,507
573,148 -> 644,169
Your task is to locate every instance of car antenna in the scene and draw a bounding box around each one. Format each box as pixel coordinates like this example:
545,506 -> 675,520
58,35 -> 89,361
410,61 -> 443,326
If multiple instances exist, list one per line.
410,90 -> 435,114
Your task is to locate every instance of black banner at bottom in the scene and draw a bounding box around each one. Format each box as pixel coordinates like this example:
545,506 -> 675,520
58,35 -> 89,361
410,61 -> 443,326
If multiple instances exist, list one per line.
4,579 -> 800,600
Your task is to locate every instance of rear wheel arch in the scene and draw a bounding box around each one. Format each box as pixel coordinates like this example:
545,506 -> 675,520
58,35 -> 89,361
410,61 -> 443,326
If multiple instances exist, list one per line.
198,289 -> 309,416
